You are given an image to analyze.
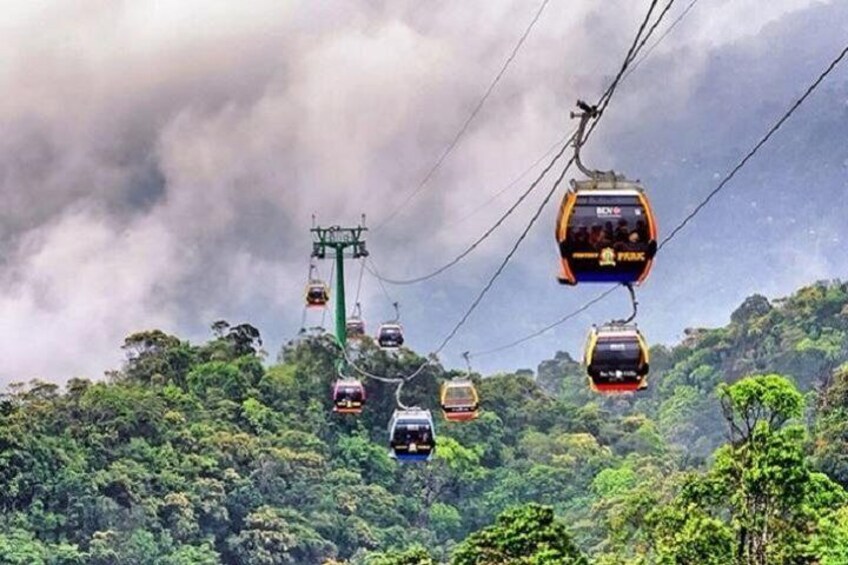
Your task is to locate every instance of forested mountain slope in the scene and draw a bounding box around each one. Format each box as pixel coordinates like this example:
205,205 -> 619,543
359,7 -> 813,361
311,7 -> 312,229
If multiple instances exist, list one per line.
2,281 -> 848,563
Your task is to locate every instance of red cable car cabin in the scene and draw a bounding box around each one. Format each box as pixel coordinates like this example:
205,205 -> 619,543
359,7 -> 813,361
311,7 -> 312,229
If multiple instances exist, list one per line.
305,280 -> 330,307
556,179 -> 657,285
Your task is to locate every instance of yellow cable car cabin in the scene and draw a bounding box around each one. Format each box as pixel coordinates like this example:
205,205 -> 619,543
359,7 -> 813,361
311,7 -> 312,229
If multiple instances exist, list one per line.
440,379 -> 479,422
305,280 -> 330,308
584,324 -> 649,393
555,179 -> 657,285
332,378 -> 366,414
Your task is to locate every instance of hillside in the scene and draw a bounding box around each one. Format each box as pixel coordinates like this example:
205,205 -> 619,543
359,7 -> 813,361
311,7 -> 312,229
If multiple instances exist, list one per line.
2,281 -> 848,563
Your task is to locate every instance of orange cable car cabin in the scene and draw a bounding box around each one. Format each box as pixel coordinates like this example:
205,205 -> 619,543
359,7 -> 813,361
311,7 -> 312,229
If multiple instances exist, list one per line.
440,379 -> 480,422
305,280 -> 330,307
556,179 -> 657,285
584,324 -> 649,393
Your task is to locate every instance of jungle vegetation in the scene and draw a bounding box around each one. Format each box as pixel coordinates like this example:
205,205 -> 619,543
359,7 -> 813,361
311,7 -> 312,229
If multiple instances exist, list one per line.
3,280 -> 848,563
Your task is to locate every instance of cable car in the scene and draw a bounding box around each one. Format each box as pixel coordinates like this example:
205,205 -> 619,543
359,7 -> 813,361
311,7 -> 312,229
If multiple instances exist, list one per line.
332,379 -> 366,414
584,324 -> 649,393
305,280 -> 330,307
555,179 -> 657,285
440,379 -> 480,422
346,318 -> 365,337
377,323 -> 404,349
346,302 -> 366,337
388,409 -> 436,462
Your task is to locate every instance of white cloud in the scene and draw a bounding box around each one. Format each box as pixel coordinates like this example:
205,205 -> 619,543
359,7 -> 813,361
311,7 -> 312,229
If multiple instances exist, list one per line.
0,209 -> 183,380
0,0 -> 840,381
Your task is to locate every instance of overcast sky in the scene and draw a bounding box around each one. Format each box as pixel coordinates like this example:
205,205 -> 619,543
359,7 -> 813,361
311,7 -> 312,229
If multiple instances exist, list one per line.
0,0 -> 846,384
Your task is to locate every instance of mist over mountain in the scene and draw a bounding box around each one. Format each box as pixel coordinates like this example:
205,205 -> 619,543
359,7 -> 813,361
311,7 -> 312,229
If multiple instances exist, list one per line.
0,1 -> 845,383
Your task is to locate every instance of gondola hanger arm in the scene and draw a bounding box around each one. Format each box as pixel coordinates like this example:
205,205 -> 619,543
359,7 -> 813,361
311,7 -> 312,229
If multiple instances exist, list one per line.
570,99 -> 622,182
461,351 -> 473,379
613,283 -> 638,325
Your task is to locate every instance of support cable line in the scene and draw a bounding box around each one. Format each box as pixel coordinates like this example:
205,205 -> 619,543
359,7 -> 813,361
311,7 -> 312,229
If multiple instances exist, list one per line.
621,0 -> 677,83
395,380 -> 411,410
320,260 -> 336,329
332,336 -> 405,384
463,39 -> 848,360
335,0 -> 670,393
353,257 -> 366,306
622,0 -> 700,81
374,0 -> 552,232
433,155 -> 575,355
367,259 -> 397,308
351,257 -> 366,316
435,0 -> 668,348
658,40 -> 848,250
468,286 -> 619,359
613,283 -> 638,325
367,128 -> 578,285
594,0 -> 660,115
299,258 -> 313,331
369,0 -> 670,286
441,131 -> 575,231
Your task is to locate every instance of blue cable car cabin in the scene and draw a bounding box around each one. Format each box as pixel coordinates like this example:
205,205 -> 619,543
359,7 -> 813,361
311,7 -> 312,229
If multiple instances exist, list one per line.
388,409 -> 435,462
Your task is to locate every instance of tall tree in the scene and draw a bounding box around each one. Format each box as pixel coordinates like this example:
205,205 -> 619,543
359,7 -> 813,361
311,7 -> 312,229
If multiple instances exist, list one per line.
451,504 -> 588,565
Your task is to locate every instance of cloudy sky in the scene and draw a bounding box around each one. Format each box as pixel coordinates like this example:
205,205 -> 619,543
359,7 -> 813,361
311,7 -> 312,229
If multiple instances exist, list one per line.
0,0 -> 846,384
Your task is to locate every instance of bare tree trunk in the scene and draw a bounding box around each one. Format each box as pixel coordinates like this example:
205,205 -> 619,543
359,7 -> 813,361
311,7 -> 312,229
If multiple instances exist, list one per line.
758,500 -> 769,565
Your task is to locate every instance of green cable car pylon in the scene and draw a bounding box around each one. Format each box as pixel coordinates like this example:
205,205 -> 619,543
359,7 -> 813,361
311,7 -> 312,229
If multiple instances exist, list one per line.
310,216 -> 368,346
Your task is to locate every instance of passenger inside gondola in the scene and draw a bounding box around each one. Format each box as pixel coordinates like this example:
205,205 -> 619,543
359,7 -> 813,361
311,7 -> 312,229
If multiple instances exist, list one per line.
556,187 -> 657,284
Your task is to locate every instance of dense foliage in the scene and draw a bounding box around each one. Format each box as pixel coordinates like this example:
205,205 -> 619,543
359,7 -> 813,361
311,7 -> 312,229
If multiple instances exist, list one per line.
2,281 -> 848,563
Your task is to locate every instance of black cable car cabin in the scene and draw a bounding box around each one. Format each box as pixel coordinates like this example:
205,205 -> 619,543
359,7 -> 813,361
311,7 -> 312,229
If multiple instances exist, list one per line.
440,380 -> 480,422
377,323 -> 404,349
305,281 -> 330,307
388,409 -> 436,462
584,324 -> 649,393
332,379 -> 366,414
555,180 -> 657,285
